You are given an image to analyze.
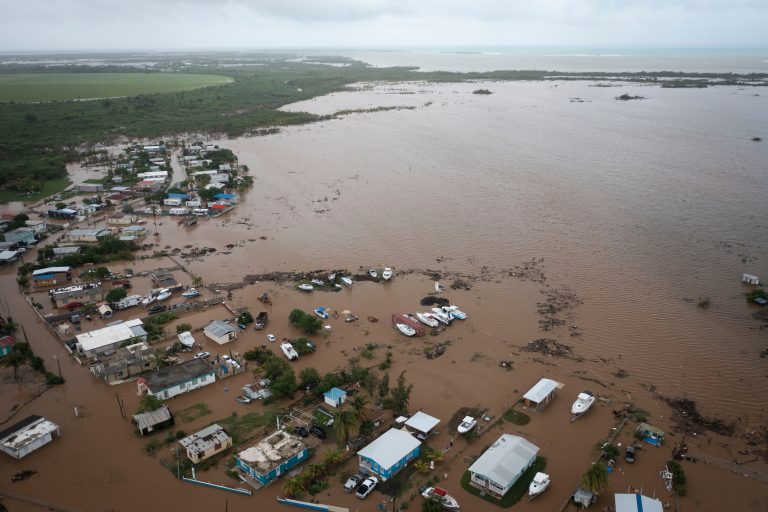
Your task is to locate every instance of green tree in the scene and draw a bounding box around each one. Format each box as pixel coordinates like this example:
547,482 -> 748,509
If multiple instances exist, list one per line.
581,463 -> 609,494
282,476 -> 305,498
175,323 -> 192,334
237,310 -> 253,325
289,308 -> 305,326
333,407 -> 360,445
319,371 -> 343,395
386,371 -> 413,415
191,275 -> 203,288
105,287 -> 128,303
361,369 -> 379,397
299,315 -> 323,335
271,368 -> 298,398
264,358 -> 290,380
350,395 -> 369,422
322,449 -> 343,468
299,367 -> 321,391
137,395 -> 164,413
378,372 -> 390,401
423,498 -> 443,512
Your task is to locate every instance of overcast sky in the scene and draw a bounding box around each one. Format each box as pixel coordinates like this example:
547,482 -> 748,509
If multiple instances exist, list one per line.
1,0 -> 767,52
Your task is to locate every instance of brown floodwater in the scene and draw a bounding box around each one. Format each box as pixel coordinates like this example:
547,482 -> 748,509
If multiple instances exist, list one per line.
1,80 -> 766,511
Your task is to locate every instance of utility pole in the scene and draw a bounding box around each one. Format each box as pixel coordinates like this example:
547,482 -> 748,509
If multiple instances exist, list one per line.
54,354 -> 62,378
21,324 -> 31,349
116,393 -> 125,419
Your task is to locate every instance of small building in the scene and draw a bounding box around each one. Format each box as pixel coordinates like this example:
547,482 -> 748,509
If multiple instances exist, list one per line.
0,415 -> 61,459
89,341 -> 157,383
133,405 -> 174,436
636,423 -> 665,446
135,180 -> 163,192
235,430 -> 310,487
615,493 -> 664,512
0,250 -> 20,265
213,193 -> 237,204
52,246 -> 81,256
242,379 -> 272,400
31,266 -> 72,288
204,320 -> 238,345
66,228 -> 111,243
120,225 -> 147,238
47,208 -> 77,220
357,428 -> 421,481
75,318 -> 147,357
77,183 -> 104,192
741,273 -> 760,285
137,358 -> 216,400
24,220 -> 47,234
0,335 -> 17,357
404,411 -> 441,440
4,227 -> 37,245
177,331 -> 196,349
572,488 -> 597,508
522,378 -> 560,410
179,424 -> 232,464
468,434 -> 539,498
48,282 -> 103,308
323,387 -> 347,408
107,214 -> 138,226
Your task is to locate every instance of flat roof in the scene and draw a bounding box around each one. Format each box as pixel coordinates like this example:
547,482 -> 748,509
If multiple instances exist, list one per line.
523,378 -> 559,404
357,428 -> 421,470
0,415 -> 59,451
179,424 -> 231,452
405,411 -> 441,434
141,358 -> 214,393
238,430 -> 307,474
76,319 -> 145,352
32,266 -> 71,276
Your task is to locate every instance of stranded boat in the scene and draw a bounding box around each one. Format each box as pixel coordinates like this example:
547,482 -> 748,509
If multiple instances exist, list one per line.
430,308 -> 453,325
311,279 -> 324,286
297,283 -> 314,292
457,416 -> 477,434
528,472 -> 551,499
314,307 -> 329,319
155,289 -> 172,302
141,294 -> 156,306
395,323 -> 417,337
416,312 -> 439,328
571,391 -> 596,420
182,288 -> 200,298
382,267 -> 393,280
341,276 -> 353,287
368,269 -> 378,279
421,487 -> 460,511
442,305 -> 467,320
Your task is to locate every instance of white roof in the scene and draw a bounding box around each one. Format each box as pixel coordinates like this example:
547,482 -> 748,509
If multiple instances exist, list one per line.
177,331 -> 195,347
614,494 -> 664,512
523,378 -> 559,404
357,428 -> 421,470
0,250 -> 18,260
404,411 -> 440,434
76,319 -> 145,352
468,434 -> 539,488
0,416 -> 59,451
32,266 -> 71,276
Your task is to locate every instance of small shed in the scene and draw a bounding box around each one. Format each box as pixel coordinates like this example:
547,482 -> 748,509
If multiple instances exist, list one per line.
0,250 -> 19,265
405,411 -> 441,439
523,378 -> 560,409
133,405 -> 174,436
741,273 -> 760,285
573,488 -> 597,508
615,493 -> 664,512
324,387 -> 347,408
177,331 -> 196,349
636,423 -> 665,446
203,320 -> 238,345
0,336 -> 17,357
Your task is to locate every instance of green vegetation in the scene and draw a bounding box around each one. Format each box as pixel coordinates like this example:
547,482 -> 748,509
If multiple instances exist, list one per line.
175,323 -> 192,334
581,462 -> 610,493
460,456 -> 546,507
290,337 -> 316,356
175,402 -> 212,424
281,449 -> 345,498
0,177 -> 71,203
32,236 -> 138,272
746,288 -> 766,302
143,312 -> 179,340
105,287 -> 128,303
288,308 -> 323,335
668,460 -> 687,496
501,405 -> 530,426
236,310 -> 253,325
136,395 -> 164,414
217,410 -> 278,445
144,428 -> 186,456
383,371 -> 414,415
2,340 -> 65,385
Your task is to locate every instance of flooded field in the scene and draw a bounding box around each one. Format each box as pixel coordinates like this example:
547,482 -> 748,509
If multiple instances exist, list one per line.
1,80 -> 766,511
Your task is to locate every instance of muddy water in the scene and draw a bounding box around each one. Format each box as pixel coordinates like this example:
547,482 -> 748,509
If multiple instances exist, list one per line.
2,80 -> 767,511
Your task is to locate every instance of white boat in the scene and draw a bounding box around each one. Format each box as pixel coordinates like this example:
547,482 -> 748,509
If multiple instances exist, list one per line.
421,487 -> 460,511
434,281 -> 445,293
528,472 -> 551,498
341,276 -> 353,287
311,279 -> 324,286
430,308 -> 452,325
368,269 -> 378,279
382,267 -> 393,281
156,289 -> 172,302
280,342 -> 299,361
442,305 -> 467,320
314,307 -> 329,319
297,283 -> 314,292
141,295 -> 156,306
395,323 -> 417,336
416,312 -> 439,328
328,273 -> 336,282
457,416 -> 477,434
182,288 -> 200,298
571,391 -> 596,418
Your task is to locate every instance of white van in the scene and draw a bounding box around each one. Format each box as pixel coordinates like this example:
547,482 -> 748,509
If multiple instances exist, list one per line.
163,198 -> 182,206
185,200 -> 201,208
169,207 -> 189,216
192,208 -> 209,216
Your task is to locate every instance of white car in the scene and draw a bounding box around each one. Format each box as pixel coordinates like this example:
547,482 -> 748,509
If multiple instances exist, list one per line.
355,476 -> 379,499
267,334 -> 276,342
280,342 -> 299,361
222,354 -> 231,361
194,351 -> 211,359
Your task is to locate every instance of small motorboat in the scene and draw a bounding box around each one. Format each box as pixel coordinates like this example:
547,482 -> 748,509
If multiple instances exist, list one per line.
297,283 -> 314,292
314,307 -> 329,319
435,281 -> 445,293
528,472 -> 550,499
11,469 -> 37,482
341,276 -> 353,287
416,312 -> 439,328
141,294 -> 156,306
328,273 -> 336,282
571,391 -> 596,419
457,416 -> 477,434
182,288 -> 200,298
311,279 -> 324,286
430,308 -> 453,325
421,487 -> 460,511
345,314 -> 358,323
382,267 -> 393,281
395,323 -> 417,337
368,269 -> 378,279
156,289 -> 172,302
442,305 -> 467,320
280,342 -> 299,360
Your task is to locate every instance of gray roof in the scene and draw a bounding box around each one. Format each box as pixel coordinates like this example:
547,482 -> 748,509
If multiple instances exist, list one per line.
357,428 -> 421,470
405,411 -> 440,434
468,434 -> 539,487
523,378 -> 559,404
133,406 -> 173,432
205,320 -> 236,338
141,358 -> 214,393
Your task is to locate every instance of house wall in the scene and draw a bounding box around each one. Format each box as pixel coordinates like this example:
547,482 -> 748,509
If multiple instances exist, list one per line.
188,437 -> 232,464
360,445 -> 420,481
469,454 -> 535,497
2,431 -> 56,459
5,230 -> 36,244
204,330 -> 237,345
236,448 -> 310,486
32,273 -> 72,289
153,372 -> 215,399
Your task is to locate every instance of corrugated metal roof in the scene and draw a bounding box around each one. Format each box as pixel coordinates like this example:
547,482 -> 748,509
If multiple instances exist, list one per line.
133,406 -> 172,432
357,428 -> 421,470
32,266 -> 70,276
205,320 -> 236,338
468,434 -> 539,488
615,494 -> 664,512
523,378 -> 559,404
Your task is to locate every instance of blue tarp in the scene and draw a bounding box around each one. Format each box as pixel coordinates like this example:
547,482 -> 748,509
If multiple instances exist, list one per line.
213,193 -> 236,199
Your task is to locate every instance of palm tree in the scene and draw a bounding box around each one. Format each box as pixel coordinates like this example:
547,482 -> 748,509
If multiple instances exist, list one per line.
350,395 -> 369,422
581,462 -> 609,494
192,275 -> 203,288
304,464 -> 325,482
282,476 -> 305,498
333,407 -> 360,446
322,449 -> 344,469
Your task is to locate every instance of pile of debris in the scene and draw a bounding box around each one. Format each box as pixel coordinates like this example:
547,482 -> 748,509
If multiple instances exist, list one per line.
664,397 -> 736,436
521,338 -> 573,357
450,279 -> 472,291
507,258 -> 547,284
420,296 -> 450,307
424,342 -> 449,359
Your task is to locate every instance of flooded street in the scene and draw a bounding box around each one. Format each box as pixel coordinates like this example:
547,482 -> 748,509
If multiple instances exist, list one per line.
1,80 -> 766,511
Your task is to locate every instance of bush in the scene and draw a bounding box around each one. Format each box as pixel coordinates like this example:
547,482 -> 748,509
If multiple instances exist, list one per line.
237,310 -> 254,325
176,323 -> 192,334
45,372 -> 65,385
668,460 -> 687,496
288,309 -> 323,335
106,287 -> 128,303
137,395 -> 164,413
291,337 -> 316,356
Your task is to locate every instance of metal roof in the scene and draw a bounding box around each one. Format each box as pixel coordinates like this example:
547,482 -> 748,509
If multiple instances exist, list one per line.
0,415 -> 59,451
324,387 -> 347,400
32,266 -> 71,276
205,320 -> 236,338
141,358 -> 214,392
76,319 -> 145,352
404,411 -> 440,434
615,494 -> 664,512
523,378 -> 559,404
468,434 -> 539,488
357,428 -> 421,470
133,406 -> 172,432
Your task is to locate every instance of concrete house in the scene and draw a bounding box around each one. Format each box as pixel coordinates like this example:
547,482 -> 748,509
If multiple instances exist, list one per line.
24,220 -> 47,234
468,434 -> 539,498
4,227 -> 37,245
204,320 -> 238,345
0,415 -> 61,459
357,428 -> 421,481
323,387 -> 347,408
31,266 -> 72,288
179,424 -> 232,464
137,358 -> 216,400
66,228 -> 111,243
120,225 -> 147,238
0,335 -> 17,357
235,430 -> 310,487
75,319 -> 147,357
522,378 -> 560,410
89,341 -> 157,383
133,405 -> 174,436
107,214 -> 138,226
0,250 -> 20,265
242,379 -> 272,400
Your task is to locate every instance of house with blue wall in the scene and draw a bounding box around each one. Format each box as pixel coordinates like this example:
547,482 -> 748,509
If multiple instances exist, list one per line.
0,336 -> 17,358
235,430 -> 309,488
357,428 -> 421,481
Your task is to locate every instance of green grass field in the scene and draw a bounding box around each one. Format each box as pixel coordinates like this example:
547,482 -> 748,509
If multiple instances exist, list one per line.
0,73 -> 233,102
0,178 -> 71,203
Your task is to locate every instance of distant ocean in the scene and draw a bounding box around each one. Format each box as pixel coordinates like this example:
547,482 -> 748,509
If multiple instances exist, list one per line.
304,46 -> 768,73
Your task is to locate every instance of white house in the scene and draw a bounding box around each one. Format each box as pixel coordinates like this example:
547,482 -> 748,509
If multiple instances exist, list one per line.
468,434 -> 539,498
204,320 -> 238,345
75,319 -> 147,357
522,378 -> 560,410
323,387 -> 347,408
0,415 -> 61,459
137,358 -> 216,400
615,493 -> 664,512
66,228 -> 111,243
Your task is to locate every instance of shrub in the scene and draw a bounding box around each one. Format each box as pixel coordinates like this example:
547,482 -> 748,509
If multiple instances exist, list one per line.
237,310 -> 253,325
106,287 -> 128,303
176,323 -> 192,334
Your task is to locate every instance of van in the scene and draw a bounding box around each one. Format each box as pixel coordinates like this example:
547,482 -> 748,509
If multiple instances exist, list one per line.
186,200 -> 201,207
169,208 -> 188,216
163,198 -> 182,206
192,208 -> 209,216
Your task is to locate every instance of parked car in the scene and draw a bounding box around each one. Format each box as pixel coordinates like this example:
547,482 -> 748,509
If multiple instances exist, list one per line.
222,354 -> 231,362
343,473 -> 364,493
625,445 -> 636,464
235,396 -> 251,404
148,304 -> 167,315
195,351 -> 211,359
293,426 -> 310,438
310,425 -> 327,439
355,476 -> 379,499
